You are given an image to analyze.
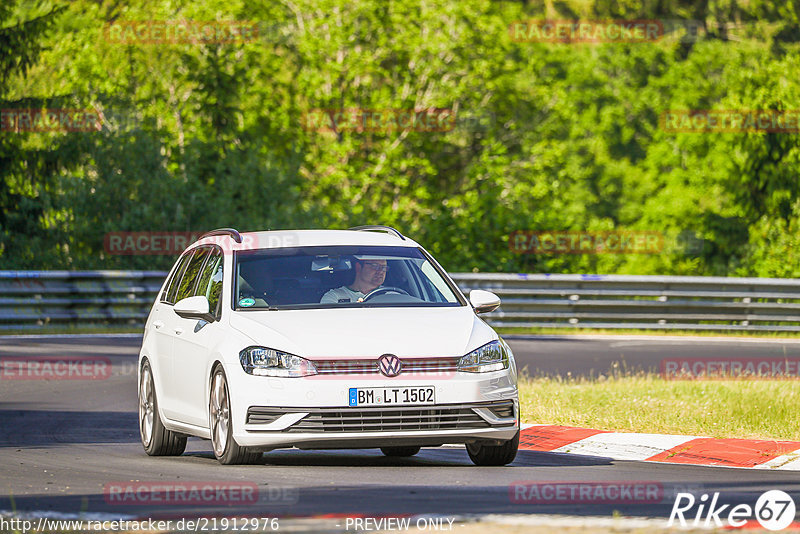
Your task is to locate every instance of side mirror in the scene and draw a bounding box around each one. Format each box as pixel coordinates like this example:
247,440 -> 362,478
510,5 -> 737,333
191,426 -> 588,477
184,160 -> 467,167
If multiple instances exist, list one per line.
174,295 -> 215,322
469,289 -> 501,315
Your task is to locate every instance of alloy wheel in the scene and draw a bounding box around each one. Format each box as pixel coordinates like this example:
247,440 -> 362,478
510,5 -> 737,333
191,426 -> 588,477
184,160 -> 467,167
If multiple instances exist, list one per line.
139,366 -> 154,447
210,372 -> 230,456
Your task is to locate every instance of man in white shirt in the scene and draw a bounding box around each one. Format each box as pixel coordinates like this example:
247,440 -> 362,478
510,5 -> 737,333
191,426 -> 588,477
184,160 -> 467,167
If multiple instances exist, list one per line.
320,259 -> 387,304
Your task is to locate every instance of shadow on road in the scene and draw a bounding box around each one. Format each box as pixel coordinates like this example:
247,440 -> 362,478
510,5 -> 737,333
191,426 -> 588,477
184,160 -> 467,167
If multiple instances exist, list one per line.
0,408 -> 138,447
4,475 -> 800,521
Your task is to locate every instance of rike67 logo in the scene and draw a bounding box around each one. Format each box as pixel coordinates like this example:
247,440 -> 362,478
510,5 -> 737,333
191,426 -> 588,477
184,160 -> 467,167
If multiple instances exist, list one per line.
669,490 -> 796,531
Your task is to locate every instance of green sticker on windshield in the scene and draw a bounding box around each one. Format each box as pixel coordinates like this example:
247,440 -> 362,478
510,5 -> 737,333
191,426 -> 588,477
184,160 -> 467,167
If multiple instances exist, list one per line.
239,297 -> 255,307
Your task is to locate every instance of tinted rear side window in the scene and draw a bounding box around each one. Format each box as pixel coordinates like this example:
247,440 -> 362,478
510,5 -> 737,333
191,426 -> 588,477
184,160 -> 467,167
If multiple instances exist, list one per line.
163,252 -> 192,304
174,248 -> 210,303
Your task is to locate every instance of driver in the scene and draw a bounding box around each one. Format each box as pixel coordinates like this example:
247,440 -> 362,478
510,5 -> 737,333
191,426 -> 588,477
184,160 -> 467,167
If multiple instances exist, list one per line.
320,258 -> 387,303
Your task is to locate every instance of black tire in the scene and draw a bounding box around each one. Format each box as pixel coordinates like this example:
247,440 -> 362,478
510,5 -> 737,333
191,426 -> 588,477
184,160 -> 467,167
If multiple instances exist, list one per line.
466,430 -> 519,466
210,366 -> 261,465
139,360 -> 187,456
380,446 -> 421,457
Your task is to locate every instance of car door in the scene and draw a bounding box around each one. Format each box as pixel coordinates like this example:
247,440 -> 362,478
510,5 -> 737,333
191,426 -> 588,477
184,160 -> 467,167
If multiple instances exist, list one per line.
171,246 -> 223,427
160,247 -> 210,421
148,251 -> 192,409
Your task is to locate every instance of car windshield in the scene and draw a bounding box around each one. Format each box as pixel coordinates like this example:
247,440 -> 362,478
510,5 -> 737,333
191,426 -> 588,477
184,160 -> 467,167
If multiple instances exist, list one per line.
234,245 -> 463,310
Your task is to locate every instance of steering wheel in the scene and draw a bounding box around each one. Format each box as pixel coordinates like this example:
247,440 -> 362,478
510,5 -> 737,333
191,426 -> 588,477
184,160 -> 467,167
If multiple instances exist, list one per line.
362,286 -> 410,301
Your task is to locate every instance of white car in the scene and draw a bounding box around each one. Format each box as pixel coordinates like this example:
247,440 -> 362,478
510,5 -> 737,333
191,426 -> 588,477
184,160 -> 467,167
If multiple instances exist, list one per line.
138,226 -> 519,465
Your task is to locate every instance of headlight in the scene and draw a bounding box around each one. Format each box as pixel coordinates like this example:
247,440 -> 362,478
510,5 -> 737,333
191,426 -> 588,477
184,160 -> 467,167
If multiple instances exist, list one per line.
458,340 -> 509,373
239,347 -> 318,377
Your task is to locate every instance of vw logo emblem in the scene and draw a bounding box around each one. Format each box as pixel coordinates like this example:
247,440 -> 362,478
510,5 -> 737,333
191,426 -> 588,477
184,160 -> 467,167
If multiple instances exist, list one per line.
378,354 -> 402,377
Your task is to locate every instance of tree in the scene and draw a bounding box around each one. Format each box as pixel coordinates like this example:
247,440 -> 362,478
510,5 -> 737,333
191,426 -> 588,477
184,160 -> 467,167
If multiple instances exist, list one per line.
0,1 -> 68,265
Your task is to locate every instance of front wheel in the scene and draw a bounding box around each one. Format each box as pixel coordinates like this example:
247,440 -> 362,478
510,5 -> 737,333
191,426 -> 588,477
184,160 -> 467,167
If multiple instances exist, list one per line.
139,360 -> 186,456
210,366 -> 261,465
466,431 -> 519,466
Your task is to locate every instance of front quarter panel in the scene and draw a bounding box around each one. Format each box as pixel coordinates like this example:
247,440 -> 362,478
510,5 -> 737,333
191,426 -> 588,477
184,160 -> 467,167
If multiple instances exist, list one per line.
463,313 -> 501,355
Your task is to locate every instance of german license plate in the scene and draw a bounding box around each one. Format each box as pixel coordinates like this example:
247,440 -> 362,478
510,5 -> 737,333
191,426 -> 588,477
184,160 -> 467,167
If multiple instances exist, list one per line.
348,386 -> 435,407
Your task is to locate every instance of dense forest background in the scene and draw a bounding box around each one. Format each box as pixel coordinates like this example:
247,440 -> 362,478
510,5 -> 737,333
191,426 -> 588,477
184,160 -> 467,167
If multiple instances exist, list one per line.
2,0 -> 800,276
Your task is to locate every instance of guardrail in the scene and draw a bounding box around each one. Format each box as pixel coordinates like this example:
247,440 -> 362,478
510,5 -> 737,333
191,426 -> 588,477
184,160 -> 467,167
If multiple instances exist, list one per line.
452,273 -> 800,332
2,271 -> 800,332
0,271 -> 166,331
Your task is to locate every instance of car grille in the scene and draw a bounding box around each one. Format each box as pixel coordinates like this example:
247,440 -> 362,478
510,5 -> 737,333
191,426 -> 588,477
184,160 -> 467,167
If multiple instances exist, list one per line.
313,357 -> 459,375
246,400 -> 515,433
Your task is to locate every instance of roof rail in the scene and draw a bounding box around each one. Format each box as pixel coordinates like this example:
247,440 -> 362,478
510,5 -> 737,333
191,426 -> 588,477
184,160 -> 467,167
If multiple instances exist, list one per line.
199,228 -> 243,243
348,225 -> 406,241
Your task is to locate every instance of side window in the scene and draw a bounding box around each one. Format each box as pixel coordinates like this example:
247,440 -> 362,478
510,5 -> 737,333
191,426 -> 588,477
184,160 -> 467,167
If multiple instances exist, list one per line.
194,248 -> 224,316
163,252 -> 192,304
174,248 -> 210,303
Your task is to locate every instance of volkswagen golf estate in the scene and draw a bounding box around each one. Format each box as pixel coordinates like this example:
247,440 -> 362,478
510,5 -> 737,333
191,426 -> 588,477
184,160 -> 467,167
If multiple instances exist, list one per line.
138,226 -> 519,465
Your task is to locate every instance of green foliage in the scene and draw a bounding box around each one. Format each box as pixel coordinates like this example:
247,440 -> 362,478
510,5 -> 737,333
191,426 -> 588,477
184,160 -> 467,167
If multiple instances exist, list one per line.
2,0 -> 800,276
0,1 -> 69,266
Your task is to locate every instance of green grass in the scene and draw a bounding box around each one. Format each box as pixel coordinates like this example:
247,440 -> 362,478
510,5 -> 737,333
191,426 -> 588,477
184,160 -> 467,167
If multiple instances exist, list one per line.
519,374 -> 800,440
499,326 -> 800,339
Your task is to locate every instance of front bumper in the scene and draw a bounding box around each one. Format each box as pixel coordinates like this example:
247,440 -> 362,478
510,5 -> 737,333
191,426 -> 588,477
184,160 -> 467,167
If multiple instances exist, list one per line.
227,366 -> 519,449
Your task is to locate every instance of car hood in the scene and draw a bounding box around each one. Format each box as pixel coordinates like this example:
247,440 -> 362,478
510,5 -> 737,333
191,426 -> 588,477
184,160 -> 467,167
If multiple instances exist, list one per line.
228,306 -> 496,359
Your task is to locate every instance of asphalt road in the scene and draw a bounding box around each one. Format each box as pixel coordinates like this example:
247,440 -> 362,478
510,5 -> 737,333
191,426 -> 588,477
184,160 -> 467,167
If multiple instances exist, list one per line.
1,335 -> 799,524
506,335 -> 800,377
